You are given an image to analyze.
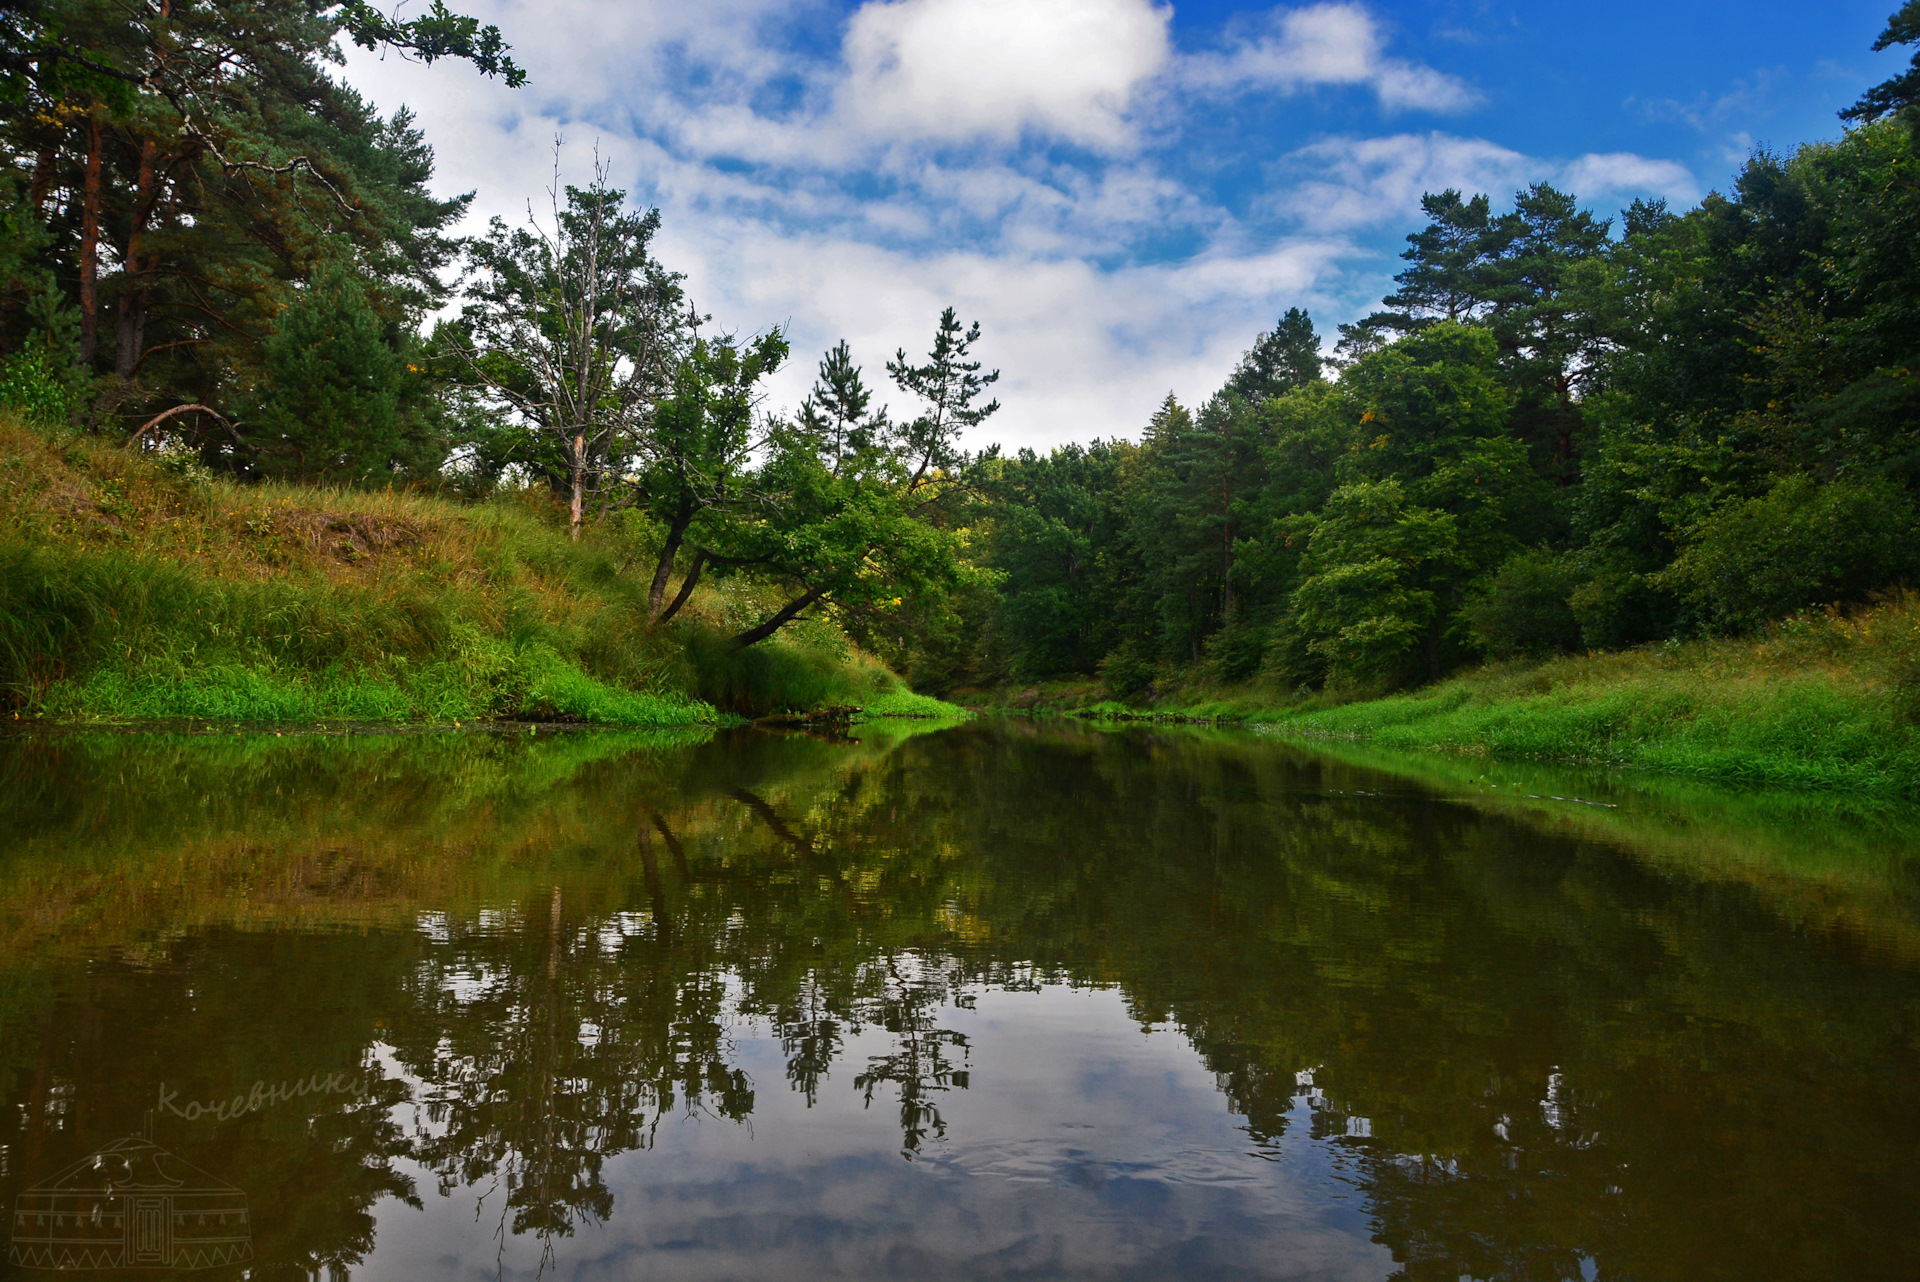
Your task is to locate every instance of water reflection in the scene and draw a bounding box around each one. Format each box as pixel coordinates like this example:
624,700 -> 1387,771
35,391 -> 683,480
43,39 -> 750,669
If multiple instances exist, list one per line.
0,721 -> 1916,1280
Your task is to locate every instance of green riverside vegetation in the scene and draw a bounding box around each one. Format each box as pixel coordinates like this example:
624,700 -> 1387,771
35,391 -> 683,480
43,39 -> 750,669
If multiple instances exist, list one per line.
0,412 -> 951,724
927,9 -> 1920,794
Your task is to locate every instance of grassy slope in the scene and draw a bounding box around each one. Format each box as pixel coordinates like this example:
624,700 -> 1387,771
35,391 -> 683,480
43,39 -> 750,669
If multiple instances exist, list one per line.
0,414 -> 957,725
960,604 -> 1920,796
1259,606 -> 1920,794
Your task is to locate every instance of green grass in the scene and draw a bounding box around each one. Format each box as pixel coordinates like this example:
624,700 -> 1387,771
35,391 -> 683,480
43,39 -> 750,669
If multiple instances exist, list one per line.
1265,672 -> 1918,793
0,413 -> 927,726
1242,604 -> 1920,795
859,688 -> 968,719
1034,599 -> 1920,796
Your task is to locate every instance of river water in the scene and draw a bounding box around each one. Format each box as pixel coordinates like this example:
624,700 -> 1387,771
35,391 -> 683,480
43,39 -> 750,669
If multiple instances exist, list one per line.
1,719 -> 1916,1280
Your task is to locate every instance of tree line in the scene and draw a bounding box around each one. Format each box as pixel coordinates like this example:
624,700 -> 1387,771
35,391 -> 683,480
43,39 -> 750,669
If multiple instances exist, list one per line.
958,5 -> 1920,694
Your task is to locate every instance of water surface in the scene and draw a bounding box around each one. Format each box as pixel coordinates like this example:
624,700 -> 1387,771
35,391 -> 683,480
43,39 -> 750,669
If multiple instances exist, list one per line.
1,720 -> 1916,1280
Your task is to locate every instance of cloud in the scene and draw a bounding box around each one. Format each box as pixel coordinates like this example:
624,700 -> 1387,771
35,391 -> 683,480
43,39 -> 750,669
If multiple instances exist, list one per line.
1270,133 -> 1701,234
1183,3 -> 1479,113
1271,132 -> 1531,231
1627,67 -> 1789,134
836,0 -> 1172,147
664,211 -> 1354,450
1560,152 -> 1701,205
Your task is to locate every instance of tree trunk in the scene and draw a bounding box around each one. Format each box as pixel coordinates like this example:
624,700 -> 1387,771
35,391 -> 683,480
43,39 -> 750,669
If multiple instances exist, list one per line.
568,433 -> 585,541
646,505 -> 690,619
27,144 -> 57,219
656,547 -> 706,626
729,587 -> 825,650
78,112 -> 102,366
114,138 -> 157,379
1221,522 -> 1234,619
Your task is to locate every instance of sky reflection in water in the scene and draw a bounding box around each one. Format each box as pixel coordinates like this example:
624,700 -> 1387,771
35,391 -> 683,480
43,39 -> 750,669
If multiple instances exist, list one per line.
0,720 -> 1915,1280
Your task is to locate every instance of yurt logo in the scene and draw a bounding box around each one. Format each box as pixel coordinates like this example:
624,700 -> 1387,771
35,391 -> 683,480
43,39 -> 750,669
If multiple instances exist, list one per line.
9,1135 -> 252,1271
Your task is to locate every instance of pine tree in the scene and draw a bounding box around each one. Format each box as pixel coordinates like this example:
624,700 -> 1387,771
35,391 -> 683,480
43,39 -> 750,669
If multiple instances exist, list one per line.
1228,308 -> 1324,402
1842,2 -> 1920,134
247,264 -> 409,483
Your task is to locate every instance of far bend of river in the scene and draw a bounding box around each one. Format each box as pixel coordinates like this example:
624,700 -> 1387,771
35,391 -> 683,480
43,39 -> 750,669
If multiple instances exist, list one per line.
1,720 -> 1917,1281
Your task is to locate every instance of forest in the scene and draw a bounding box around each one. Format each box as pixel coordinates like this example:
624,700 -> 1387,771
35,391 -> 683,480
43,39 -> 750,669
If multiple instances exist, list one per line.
3,1 -> 1920,715
966,5 -> 1920,696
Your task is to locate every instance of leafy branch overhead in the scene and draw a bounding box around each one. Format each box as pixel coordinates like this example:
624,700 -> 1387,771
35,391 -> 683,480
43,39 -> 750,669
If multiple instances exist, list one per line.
335,1 -> 528,87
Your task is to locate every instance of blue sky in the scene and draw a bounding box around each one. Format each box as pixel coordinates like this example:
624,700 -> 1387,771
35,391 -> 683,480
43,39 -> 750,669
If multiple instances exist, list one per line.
343,1 -> 1909,450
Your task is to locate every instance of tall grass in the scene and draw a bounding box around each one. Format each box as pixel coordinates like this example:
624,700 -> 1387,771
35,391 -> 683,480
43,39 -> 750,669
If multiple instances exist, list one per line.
0,413 -> 938,724
1257,601 -> 1920,795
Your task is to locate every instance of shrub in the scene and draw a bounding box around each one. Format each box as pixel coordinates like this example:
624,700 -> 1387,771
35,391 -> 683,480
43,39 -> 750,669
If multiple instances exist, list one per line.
1466,548 -> 1583,658
1661,475 -> 1920,633
1569,569 -> 1682,650
0,344 -> 77,425
1097,643 -> 1154,698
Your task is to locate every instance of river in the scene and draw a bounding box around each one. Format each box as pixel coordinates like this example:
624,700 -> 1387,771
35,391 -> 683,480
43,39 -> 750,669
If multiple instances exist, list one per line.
1,719 -> 1915,1280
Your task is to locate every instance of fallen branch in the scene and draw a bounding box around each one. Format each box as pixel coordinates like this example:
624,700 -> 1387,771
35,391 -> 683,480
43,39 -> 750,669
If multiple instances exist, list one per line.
127,403 -> 246,449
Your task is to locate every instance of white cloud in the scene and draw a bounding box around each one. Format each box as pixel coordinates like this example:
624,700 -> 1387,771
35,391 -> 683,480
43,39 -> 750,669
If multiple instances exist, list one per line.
676,226 -> 1351,450
1272,132 -> 1531,231
1271,133 -> 1701,233
1183,3 -> 1479,113
1561,152 -> 1701,205
837,0 -> 1172,147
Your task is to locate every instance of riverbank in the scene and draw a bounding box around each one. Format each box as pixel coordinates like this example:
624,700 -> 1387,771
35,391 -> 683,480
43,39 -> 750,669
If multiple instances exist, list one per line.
962,599 -> 1920,796
0,414 -> 956,725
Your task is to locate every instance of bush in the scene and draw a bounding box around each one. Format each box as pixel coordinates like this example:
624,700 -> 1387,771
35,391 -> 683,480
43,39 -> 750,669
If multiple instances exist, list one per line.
1466,548 -> 1582,658
1661,475 -> 1920,633
1569,569 -> 1681,650
1097,643 -> 1154,698
0,344 -> 77,425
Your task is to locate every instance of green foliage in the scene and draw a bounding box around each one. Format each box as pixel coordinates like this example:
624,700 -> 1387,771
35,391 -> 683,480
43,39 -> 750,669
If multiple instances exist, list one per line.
1286,325 -> 1548,686
248,265 -> 420,483
1290,480 -> 1456,684
721,314 -> 999,658
453,176 -> 688,516
0,0 -> 503,440
0,341 -> 77,425
1465,548 -> 1583,658
982,441 -> 1128,678
973,30 -> 1920,709
1660,475 -> 1920,633
679,626 -> 909,718
1227,307 -> 1324,402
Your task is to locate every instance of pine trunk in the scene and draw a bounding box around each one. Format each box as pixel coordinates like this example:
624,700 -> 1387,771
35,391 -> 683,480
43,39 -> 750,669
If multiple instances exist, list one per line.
114,138 -> 157,379
78,114 -> 102,366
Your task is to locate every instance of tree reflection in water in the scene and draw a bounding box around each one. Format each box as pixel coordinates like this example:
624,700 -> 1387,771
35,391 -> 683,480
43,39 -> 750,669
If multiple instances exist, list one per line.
0,720 -> 1916,1280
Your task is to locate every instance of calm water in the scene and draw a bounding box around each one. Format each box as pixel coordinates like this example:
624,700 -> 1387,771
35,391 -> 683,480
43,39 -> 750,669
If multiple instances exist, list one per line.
1,719 -> 1917,1281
